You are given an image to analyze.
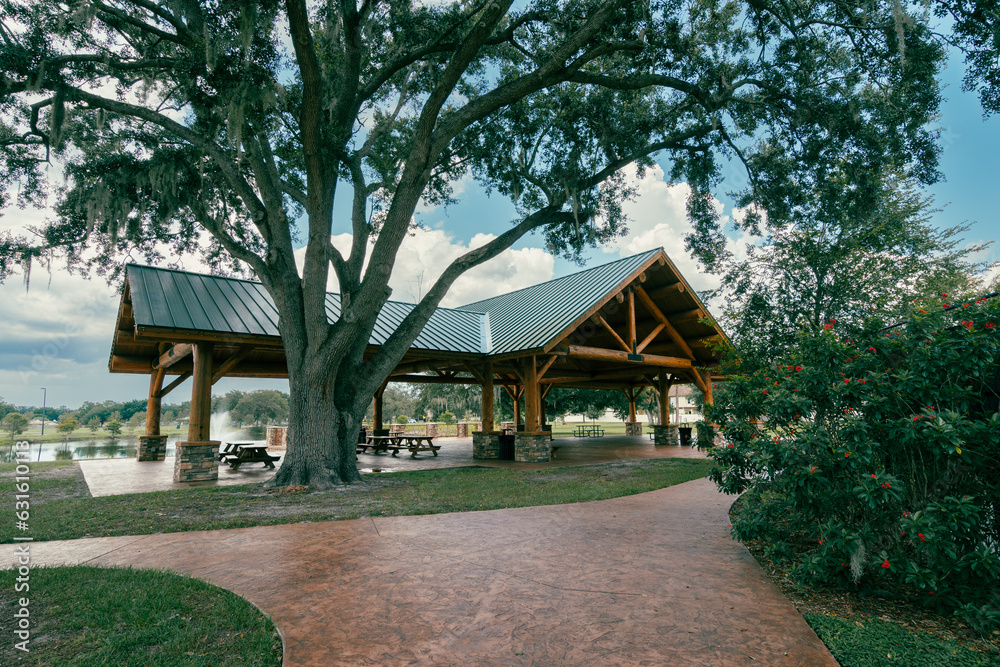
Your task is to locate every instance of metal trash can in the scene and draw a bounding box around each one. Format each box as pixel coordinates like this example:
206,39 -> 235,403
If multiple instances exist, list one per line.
679,427 -> 693,447
358,428 -> 367,444
499,434 -> 515,460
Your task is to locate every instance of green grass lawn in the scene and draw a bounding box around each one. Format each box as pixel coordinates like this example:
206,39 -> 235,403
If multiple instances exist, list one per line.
0,458 -> 712,543
0,565 -> 282,666
806,614 -> 1000,666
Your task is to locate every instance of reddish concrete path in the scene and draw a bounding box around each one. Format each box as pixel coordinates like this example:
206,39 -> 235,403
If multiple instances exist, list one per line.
23,479 -> 837,666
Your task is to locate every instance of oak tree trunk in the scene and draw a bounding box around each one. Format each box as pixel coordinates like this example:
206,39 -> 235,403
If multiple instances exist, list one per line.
269,352 -> 366,488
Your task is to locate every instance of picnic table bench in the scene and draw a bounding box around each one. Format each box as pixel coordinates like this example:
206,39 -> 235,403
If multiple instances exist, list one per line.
221,442 -> 280,470
573,425 -> 605,438
357,434 -> 440,457
387,435 -> 439,457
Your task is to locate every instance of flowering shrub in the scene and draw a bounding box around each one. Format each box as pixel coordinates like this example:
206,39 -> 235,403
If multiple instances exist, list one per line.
707,294 -> 1000,633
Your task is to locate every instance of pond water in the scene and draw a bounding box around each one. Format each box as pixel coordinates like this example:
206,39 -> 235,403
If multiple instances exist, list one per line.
4,412 -> 257,463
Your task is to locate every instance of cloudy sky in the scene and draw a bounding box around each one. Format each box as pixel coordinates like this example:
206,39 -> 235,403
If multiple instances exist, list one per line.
1,50 -> 997,410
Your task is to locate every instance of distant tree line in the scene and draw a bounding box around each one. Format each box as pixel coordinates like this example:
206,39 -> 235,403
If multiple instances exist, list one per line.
363,383 -> 689,425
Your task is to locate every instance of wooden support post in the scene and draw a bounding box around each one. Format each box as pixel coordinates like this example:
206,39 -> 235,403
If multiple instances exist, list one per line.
700,369 -> 714,406
523,355 -> 539,432
658,373 -> 674,425
627,288 -> 637,353
187,342 -> 214,442
481,362 -> 494,432
627,388 -> 637,423
145,368 -> 165,436
512,388 -> 521,428
373,381 -> 388,431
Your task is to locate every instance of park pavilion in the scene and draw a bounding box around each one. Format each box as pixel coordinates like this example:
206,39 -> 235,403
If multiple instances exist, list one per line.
108,248 -> 728,481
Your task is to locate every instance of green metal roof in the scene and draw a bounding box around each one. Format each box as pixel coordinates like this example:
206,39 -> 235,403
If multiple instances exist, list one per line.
456,249 -> 662,355
124,248 -> 693,357
127,264 -> 487,354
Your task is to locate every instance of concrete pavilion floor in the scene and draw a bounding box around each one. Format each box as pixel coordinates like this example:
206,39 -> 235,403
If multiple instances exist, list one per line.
79,435 -> 708,497
26,477 -> 837,666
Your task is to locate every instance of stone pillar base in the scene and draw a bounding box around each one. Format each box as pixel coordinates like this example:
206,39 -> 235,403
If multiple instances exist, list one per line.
173,441 -> 221,483
456,423 -> 469,438
625,421 -> 643,436
137,435 -> 168,461
473,431 -> 501,459
652,425 -> 679,446
266,426 -> 288,449
426,423 -> 439,437
515,432 -> 550,462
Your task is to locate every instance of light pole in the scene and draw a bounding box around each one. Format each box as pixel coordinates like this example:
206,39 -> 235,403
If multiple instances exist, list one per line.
40,387 -> 46,436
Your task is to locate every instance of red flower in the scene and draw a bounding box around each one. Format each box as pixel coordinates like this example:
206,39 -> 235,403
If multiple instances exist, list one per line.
823,324 -> 834,330
829,317 -> 836,323
882,559 -> 891,569
871,474 -> 877,478
845,452 -> 851,458
844,378 -> 851,383
913,415 -> 920,421
795,365 -> 803,372
868,347 -> 876,352
941,293 -> 948,297
762,389 -> 767,394
918,533 -> 926,542
881,482 -> 891,488
987,322 -> 996,330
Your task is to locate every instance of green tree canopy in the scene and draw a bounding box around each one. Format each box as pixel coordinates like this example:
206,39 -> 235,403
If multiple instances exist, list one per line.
56,415 -> 79,434
938,0 -> 1000,115
0,0 -> 949,487
694,175 -> 992,366
231,390 -> 290,427
1,412 -> 29,441
105,418 -> 123,438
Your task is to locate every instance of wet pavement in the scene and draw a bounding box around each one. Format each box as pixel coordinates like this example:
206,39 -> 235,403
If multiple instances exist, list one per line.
24,478 -> 837,666
80,436 -> 707,497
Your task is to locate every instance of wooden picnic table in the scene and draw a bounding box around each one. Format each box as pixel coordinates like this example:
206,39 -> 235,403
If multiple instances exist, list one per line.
573,425 -> 605,438
387,435 -> 439,457
222,442 -> 280,470
219,441 -> 252,461
357,434 -> 440,458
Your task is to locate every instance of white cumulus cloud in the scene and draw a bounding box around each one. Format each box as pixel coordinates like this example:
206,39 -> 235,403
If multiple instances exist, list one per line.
297,228 -> 555,308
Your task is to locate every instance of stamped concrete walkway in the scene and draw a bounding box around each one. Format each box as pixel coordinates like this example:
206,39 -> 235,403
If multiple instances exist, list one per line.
25,478 -> 837,666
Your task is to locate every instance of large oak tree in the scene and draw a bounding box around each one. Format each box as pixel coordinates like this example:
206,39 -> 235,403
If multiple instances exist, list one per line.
0,0 -> 946,487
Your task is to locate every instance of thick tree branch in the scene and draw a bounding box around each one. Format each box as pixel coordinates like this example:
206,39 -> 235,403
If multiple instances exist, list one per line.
286,0 -> 336,336
63,86 -> 273,244
91,0 -> 189,46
